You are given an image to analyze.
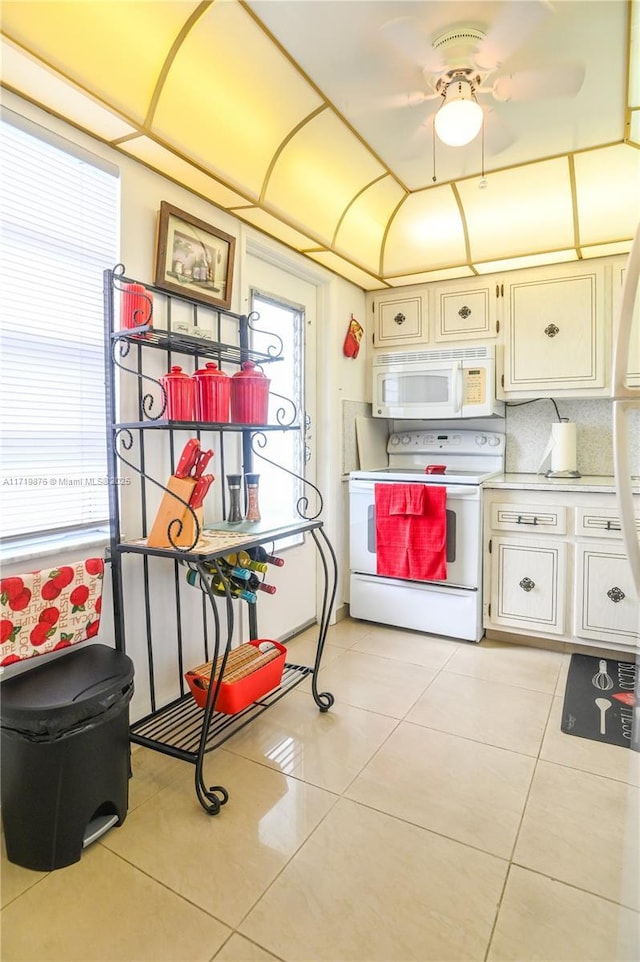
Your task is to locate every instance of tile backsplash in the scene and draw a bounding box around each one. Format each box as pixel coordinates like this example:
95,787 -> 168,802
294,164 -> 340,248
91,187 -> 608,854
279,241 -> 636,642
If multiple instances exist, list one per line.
348,399 -> 639,478
504,398 -> 640,476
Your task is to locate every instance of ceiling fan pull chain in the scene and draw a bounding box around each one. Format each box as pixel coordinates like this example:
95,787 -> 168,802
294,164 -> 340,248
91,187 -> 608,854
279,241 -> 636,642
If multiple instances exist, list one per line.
479,114 -> 487,190
432,114 -> 437,183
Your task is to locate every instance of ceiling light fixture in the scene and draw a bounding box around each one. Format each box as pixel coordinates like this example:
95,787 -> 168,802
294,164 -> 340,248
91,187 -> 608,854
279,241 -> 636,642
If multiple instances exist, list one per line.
434,77 -> 483,147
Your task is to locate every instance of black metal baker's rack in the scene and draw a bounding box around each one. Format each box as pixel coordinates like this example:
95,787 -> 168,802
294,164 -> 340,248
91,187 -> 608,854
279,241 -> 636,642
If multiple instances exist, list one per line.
103,265 -> 336,814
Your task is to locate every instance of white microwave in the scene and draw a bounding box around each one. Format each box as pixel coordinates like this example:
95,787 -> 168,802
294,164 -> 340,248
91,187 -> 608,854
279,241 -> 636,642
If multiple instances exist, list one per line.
372,345 -> 504,419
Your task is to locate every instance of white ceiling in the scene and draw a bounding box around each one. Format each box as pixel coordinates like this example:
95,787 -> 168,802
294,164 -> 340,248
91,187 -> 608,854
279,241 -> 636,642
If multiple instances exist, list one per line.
1,0 -> 638,290
248,0 -> 627,189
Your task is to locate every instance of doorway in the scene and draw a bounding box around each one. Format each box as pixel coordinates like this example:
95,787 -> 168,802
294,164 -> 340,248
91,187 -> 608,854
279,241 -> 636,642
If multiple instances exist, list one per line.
244,251 -> 318,639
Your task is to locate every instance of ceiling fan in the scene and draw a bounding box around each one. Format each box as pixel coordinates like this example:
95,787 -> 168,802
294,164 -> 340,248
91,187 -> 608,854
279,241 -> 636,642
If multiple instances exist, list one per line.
380,1 -> 586,154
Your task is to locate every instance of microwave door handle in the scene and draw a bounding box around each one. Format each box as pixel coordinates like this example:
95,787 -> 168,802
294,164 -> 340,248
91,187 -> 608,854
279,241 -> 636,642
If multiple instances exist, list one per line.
452,362 -> 463,414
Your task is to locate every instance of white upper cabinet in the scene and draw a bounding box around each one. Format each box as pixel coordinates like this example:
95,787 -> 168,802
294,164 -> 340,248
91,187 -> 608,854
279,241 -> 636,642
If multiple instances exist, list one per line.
434,276 -> 500,342
368,256 -> 627,401
500,261 -> 607,397
371,290 -> 428,348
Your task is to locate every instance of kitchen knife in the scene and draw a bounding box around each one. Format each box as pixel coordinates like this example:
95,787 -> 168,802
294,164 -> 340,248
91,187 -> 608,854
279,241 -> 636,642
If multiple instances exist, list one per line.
193,447 -> 214,478
175,438 -> 200,478
189,474 -> 214,508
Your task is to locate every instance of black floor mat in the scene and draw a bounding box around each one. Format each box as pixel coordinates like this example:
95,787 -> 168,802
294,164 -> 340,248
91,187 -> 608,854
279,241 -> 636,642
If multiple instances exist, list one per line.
561,653 -> 638,750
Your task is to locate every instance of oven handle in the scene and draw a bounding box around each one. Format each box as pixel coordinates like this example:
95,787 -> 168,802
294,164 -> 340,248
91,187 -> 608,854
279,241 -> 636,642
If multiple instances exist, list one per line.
349,479 -> 480,498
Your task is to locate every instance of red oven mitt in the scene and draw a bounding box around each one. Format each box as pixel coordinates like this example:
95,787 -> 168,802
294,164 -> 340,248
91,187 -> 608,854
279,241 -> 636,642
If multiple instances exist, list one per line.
343,314 -> 364,358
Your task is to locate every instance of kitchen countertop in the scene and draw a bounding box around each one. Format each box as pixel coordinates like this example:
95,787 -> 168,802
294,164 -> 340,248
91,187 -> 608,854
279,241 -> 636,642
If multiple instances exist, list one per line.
485,474 -> 640,494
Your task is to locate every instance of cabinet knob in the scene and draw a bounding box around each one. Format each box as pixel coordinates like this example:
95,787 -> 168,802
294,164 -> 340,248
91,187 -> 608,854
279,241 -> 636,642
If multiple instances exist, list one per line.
394,312 -> 406,326
607,586 -> 625,603
544,323 -> 560,338
458,305 -> 471,319
519,577 -> 535,592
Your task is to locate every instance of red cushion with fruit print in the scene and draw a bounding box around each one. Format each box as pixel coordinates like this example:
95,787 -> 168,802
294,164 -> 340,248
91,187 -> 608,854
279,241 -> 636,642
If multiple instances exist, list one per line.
0,559 -> 104,665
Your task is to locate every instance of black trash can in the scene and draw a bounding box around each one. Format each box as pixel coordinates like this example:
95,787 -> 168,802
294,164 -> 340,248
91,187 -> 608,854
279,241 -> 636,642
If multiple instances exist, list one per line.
1,643 -> 134,871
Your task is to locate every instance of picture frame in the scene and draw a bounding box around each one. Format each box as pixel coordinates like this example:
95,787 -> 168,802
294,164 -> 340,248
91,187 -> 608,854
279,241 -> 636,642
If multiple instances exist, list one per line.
154,201 -> 236,310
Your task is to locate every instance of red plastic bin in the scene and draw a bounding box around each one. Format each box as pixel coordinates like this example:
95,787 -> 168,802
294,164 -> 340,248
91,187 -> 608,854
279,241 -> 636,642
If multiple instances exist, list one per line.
185,640 -> 286,714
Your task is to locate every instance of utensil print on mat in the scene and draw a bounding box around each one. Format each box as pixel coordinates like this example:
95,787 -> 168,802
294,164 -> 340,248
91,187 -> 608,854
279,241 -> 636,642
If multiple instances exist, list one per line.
592,659 -> 614,691
595,697 -> 612,734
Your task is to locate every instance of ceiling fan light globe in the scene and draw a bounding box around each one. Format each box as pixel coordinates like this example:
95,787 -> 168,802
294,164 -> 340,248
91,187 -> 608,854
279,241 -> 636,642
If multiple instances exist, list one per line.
435,97 -> 484,146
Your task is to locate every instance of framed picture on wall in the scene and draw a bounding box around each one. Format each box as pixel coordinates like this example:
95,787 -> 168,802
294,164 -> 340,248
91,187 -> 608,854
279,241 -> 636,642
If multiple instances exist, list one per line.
154,201 -> 236,309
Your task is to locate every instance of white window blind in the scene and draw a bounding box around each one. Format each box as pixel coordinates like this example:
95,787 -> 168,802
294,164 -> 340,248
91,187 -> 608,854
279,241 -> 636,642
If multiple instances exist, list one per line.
0,111 -> 120,544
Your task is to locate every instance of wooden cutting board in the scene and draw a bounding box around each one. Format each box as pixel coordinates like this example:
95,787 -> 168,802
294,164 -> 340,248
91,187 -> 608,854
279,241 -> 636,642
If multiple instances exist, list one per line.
355,416 -> 389,470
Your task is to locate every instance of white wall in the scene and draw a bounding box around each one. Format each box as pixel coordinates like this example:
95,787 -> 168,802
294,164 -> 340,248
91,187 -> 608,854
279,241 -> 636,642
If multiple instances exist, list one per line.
1,91 -> 367,717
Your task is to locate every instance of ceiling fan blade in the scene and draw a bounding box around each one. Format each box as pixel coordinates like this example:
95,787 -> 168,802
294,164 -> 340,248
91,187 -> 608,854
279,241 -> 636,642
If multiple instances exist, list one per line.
379,17 -> 444,73
380,90 -> 440,111
482,108 -> 516,156
491,64 -> 586,102
474,0 -> 550,71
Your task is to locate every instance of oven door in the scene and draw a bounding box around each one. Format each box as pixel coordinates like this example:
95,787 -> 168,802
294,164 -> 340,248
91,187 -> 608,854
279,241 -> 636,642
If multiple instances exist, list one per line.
349,478 -> 481,589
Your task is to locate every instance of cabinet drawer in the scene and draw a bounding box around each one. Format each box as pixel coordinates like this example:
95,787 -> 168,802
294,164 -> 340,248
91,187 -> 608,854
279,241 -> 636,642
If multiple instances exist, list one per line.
575,505 -> 640,540
574,544 -> 639,643
490,502 -> 567,534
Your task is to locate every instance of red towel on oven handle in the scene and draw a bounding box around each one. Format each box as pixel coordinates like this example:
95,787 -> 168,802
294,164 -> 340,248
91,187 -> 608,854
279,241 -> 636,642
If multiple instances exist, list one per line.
374,483 -> 447,581
384,483 -> 427,516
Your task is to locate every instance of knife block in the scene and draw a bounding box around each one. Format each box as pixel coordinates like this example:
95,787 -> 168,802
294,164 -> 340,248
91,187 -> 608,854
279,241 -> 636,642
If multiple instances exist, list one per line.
147,475 -> 198,549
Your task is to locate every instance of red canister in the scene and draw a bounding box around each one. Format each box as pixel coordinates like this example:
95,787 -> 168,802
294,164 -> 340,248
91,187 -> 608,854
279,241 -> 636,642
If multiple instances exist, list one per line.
121,283 -> 153,332
230,362 -> 270,425
160,366 -> 194,421
193,362 -> 230,422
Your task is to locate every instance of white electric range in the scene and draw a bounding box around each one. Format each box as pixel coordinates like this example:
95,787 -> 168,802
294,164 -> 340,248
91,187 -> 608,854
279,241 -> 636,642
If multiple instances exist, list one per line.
349,429 -> 505,642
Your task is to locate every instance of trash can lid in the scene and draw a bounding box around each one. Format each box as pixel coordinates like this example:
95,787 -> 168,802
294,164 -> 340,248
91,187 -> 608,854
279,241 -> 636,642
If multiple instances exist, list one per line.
0,644 -> 134,736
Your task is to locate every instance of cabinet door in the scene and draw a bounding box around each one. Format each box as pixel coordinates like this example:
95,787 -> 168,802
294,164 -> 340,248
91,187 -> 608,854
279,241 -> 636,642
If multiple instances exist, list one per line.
372,292 -> 427,347
614,264 -> 640,389
502,263 -> 606,395
434,277 -> 499,341
489,537 -> 566,635
574,543 -> 639,645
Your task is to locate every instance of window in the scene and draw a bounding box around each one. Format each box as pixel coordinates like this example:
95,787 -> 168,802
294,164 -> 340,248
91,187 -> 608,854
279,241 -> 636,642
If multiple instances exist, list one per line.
250,291 -> 304,538
0,110 -> 120,550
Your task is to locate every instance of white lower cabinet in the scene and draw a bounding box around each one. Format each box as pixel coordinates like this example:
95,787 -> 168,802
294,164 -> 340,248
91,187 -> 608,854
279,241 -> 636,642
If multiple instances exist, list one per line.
489,537 -> 566,634
484,486 -> 639,653
574,543 -> 639,645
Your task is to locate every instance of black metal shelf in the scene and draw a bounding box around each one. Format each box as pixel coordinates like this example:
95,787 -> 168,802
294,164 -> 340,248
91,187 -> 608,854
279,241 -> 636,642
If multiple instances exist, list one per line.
112,325 -> 283,366
104,265 -> 338,815
114,419 -> 300,432
130,662 -> 312,760
117,519 -> 323,562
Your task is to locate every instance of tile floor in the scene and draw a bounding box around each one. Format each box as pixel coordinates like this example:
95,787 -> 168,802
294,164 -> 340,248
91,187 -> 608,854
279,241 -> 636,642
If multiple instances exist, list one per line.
2,618 -> 639,961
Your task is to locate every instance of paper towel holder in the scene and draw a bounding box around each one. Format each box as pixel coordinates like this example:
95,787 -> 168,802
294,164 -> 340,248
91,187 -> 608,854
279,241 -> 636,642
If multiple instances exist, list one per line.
545,468 -> 581,479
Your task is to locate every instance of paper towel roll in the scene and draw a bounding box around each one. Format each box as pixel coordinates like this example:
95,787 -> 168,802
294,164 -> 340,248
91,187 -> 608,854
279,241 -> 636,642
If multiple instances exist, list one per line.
550,421 -> 577,472
538,421 -> 578,474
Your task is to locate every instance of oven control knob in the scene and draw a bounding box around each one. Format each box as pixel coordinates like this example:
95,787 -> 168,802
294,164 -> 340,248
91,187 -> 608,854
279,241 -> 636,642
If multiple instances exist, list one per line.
401,435 -> 411,445
475,435 -> 488,446
389,436 -> 400,446
487,435 -> 501,447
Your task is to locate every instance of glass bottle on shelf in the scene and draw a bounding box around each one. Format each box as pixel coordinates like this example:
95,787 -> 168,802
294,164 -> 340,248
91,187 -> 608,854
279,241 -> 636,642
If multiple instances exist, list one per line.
185,567 -> 256,603
226,474 -> 243,523
248,546 -> 284,567
245,473 -> 261,521
224,550 -> 267,573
